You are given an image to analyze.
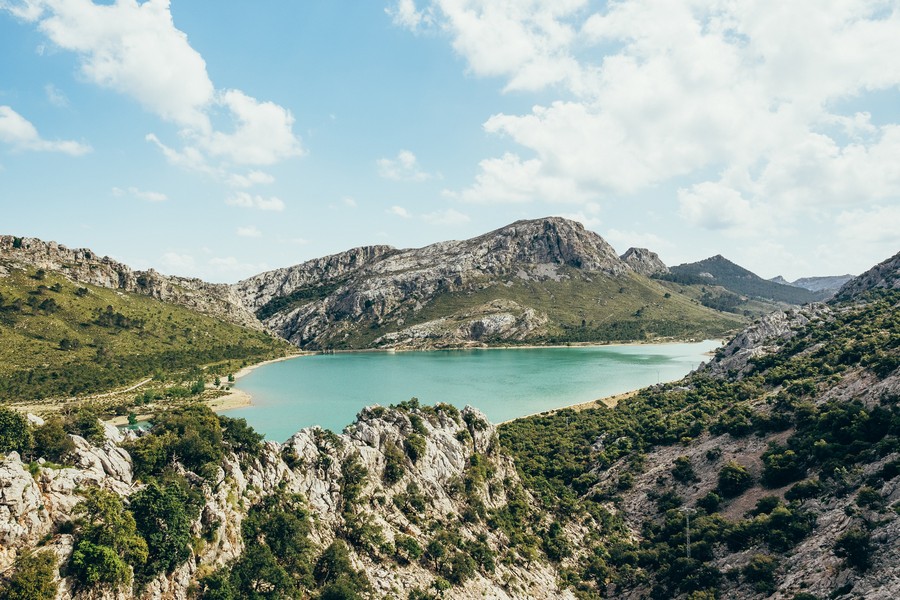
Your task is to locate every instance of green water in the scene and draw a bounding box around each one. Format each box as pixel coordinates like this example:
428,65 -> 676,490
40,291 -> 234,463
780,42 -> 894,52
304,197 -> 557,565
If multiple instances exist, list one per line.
225,340 -> 720,441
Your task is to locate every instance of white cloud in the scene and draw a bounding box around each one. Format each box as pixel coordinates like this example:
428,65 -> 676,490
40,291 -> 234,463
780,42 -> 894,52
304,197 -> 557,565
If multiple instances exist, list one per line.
377,150 -> 432,182
4,0 -> 303,174
448,152 -> 593,203
342,196 -> 358,208
44,83 -> 68,107
386,0 -> 432,30
226,170 -> 275,189
677,182 -> 758,231
206,255 -> 269,279
422,208 -> 470,225
236,225 -> 262,238
112,186 -> 167,202
200,89 -> 304,166
226,192 -> 285,212
837,205 -> 900,246
388,205 -> 412,218
406,0 -> 900,245
0,105 -> 91,155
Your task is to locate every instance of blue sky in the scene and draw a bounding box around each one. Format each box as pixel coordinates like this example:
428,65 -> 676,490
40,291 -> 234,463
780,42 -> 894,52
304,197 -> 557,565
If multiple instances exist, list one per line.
1,0 -> 899,283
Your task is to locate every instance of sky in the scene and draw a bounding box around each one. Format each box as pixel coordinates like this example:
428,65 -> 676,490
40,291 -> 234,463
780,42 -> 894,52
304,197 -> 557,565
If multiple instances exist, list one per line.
1,0 -> 899,283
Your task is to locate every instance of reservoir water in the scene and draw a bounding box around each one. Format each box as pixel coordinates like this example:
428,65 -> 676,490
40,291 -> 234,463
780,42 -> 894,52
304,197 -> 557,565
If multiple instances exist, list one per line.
225,340 -> 720,441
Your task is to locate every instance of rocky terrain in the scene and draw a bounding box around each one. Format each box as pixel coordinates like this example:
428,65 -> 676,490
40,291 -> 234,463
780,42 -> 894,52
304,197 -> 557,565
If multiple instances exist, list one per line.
771,274 -> 855,297
834,250 -> 900,301
620,247 -> 669,277
0,236 -> 261,330
234,217 -> 740,349
0,401 -> 576,599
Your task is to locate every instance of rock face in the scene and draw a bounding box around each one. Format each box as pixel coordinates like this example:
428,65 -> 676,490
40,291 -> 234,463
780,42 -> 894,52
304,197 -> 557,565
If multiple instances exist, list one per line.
620,247 -> 669,277
0,407 -> 572,599
704,304 -> 830,376
0,235 -> 261,330
834,250 -> 900,301
234,217 -> 632,349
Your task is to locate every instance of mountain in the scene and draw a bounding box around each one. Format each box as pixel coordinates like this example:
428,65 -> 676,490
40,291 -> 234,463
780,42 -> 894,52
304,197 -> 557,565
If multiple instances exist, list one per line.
769,273 -> 855,298
500,252 -> 900,598
235,218 -> 743,349
0,235 -> 260,329
0,241 -> 290,402
833,250 -> 900,301
620,246 -> 669,277
1,252 -> 897,600
660,254 -> 822,305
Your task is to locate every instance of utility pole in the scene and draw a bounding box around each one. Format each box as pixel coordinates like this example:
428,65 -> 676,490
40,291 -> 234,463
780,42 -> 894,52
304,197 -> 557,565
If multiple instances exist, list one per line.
680,507 -> 692,559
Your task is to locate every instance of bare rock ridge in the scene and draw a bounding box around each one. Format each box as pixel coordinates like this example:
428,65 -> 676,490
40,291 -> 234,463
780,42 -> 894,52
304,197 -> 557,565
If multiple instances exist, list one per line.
834,249 -> 900,301
0,235 -> 262,330
620,246 -> 669,276
233,217 -> 670,349
0,405 -> 572,599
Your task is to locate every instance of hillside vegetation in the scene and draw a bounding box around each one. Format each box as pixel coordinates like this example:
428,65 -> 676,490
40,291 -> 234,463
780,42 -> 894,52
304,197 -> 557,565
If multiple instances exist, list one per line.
500,287 -> 900,598
660,255 -> 823,305
0,266 -> 290,402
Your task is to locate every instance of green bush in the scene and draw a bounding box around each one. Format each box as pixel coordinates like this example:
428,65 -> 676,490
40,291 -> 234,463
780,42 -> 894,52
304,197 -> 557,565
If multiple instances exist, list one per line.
404,433 -> 427,463
834,527 -> 873,571
130,481 -> 197,580
717,461 -> 754,498
742,554 -> 778,593
0,406 -> 32,454
1,550 -> 58,600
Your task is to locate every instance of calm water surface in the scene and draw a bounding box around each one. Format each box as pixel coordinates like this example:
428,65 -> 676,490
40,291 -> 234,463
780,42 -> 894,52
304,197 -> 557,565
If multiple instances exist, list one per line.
225,341 -> 720,441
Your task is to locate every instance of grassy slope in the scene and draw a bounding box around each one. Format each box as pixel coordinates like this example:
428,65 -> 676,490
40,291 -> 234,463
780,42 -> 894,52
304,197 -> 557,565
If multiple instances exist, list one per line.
0,267 -> 291,401
337,269 -> 745,348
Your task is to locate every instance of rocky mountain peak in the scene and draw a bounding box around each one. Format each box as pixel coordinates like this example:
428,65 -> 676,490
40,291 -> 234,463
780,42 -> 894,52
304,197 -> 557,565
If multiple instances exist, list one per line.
620,247 -> 669,276
472,217 -> 626,274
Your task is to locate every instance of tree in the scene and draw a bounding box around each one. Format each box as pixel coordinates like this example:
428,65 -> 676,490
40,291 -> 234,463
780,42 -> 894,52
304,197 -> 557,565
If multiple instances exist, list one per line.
32,416 -> 75,463
71,487 -> 147,588
0,406 -> 32,454
129,482 -> 195,579
1,550 -> 58,600
717,461 -> 753,498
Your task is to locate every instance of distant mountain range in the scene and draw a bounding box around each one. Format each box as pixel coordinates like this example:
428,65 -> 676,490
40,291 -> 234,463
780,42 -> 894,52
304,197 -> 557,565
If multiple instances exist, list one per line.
769,273 -> 855,296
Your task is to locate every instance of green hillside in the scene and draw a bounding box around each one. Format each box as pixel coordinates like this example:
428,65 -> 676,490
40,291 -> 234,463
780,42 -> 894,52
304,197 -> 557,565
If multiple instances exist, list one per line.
0,266 -> 291,402
334,269 -> 745,349
500,288 -> 900,598
659,255 -> 822,305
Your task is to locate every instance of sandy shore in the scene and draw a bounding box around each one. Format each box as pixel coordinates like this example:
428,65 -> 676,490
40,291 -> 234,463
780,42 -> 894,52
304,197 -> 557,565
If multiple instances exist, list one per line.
498,389 -> 639,425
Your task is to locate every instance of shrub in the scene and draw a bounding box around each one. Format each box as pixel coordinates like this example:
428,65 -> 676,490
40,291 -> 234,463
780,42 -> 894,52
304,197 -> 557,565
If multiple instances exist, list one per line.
785,479 -> 822,502
717,461 -> 753,498
0,406 -> 32,454
68,407 -> 106,445
219,415 -> 264,455
762,445 -> 806,487
32,416 -> 75,463
742,554 -> 778,593
404,434 -> 427,463
1,550 -> 58,600
672,456 -> 698,483
382,441 -> 405,485
130,481 -> 196,580
834,527 -> 873,571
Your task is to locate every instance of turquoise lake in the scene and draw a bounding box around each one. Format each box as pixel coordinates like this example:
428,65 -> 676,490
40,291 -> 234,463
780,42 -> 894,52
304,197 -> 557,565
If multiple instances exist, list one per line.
225,340 -> 720,441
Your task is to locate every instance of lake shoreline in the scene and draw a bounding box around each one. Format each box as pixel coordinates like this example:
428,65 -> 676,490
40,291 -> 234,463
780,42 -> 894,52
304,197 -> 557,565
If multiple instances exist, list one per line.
220,339 -> 720,439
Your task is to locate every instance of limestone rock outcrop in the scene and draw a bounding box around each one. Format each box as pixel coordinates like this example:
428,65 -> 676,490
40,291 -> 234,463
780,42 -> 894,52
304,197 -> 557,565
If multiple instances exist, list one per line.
234,217 -> 632,349
0,407 -> 572,599
0,235 -> 261,330
620,247 -> 669,277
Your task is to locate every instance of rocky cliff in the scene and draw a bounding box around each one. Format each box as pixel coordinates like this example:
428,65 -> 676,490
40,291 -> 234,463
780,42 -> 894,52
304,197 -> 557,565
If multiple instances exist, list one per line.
620,247 -> 669,277
0,236 -> 261,330
0,405 -> 571,599
234,217 -> 739,349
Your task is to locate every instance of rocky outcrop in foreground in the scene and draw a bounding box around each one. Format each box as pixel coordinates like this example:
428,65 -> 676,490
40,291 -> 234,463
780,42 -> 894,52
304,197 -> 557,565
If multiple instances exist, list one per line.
0,406 -> 571,599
